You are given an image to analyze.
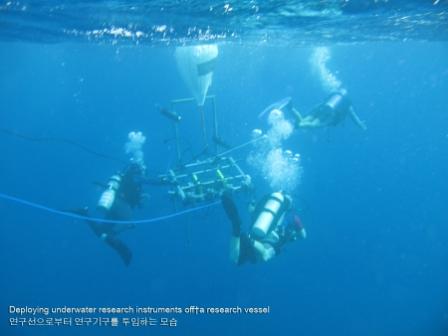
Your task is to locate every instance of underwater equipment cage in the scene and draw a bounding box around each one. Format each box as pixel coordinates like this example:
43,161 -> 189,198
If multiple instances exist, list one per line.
159,156 -> 251,204
159,95 -> 252,204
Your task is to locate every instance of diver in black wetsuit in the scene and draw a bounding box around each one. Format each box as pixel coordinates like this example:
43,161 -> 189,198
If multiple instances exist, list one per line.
95,162 -> 147,265
221,191 -> 306,265
291,89 -> 367,130
73,131 -> 148,266
75,162 -> 146,266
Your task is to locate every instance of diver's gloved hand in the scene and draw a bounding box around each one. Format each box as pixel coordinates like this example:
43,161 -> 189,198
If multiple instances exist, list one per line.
221,191 -> 242,236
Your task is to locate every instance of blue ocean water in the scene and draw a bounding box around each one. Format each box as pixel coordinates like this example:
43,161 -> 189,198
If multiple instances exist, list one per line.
1,1 -> 448,336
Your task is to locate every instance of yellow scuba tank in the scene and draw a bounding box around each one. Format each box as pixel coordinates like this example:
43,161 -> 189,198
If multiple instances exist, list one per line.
251,192 -> 286,239
97,174 -> 121,211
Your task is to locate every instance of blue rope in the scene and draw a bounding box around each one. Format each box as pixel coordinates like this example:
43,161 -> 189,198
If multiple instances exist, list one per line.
0,192 -> 220,225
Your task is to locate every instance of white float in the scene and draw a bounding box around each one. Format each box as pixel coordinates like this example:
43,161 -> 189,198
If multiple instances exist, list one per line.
174,44 -> 219,106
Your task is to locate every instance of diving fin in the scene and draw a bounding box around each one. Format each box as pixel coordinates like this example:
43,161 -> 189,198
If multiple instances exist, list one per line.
221,192 -> 242,235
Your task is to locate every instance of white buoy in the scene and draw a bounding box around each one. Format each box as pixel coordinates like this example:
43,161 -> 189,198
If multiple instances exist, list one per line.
174,44 -> 219,106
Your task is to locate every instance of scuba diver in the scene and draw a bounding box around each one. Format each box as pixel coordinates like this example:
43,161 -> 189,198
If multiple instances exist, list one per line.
221,191 -> 306,265
73,131 -> 147,266
291,89 -> 367,130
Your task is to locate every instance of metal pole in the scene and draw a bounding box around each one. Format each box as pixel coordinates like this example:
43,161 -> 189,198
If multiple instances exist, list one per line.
171,97 -> 196,104
198,104 -> 208,151
212,96 -> 219,155
170,101 -> 182,163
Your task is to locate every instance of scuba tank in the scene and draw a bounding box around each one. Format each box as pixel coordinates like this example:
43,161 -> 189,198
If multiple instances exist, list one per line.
97,174 -> 121,211
251,192 -> 288,239
325,92 -> 346,111
315,90 -> 351,125
321,90 -> 352,125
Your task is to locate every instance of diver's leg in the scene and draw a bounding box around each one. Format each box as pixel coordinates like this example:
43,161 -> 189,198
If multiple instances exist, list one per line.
67,207 -> 105,238
67,207 -> 132,265
104,236 -> 132,266
87,222 -> 133,265
298,116 -> 322,128
237,234 -> 258,265
230,234 -> 258,265
87,221 -> 111,238
290,107 -> 303,128
112,223 -> 136,235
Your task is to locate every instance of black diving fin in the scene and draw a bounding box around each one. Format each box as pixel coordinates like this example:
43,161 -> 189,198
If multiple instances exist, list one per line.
221,192 -> 242,234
